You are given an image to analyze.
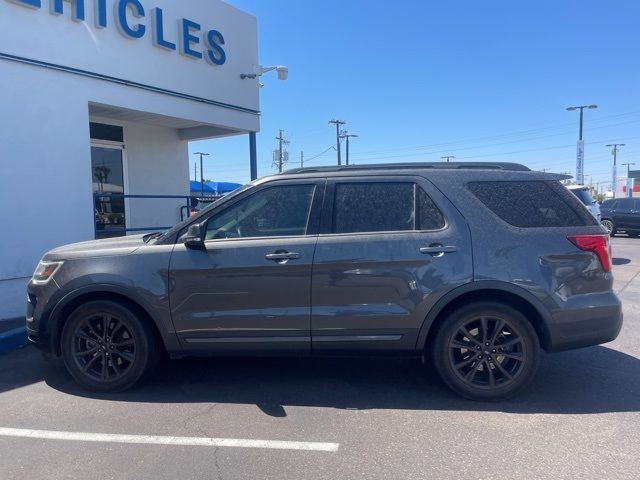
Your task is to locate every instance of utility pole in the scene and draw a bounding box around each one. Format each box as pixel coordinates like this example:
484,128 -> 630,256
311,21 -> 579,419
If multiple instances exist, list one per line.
193,152 -> 210,198
273,129 -> 290,173
300,151 -> 304,168
566,104 -> 598,185
193,162 -> 197,182
540,168 -> 550,172
606,144 -> 625,198
329,119 -> 346,165
441,156 -> 455,163
340,132 -> 358,166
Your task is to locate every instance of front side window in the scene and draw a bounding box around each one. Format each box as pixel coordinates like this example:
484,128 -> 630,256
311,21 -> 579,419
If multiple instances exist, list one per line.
332,182 -> 445,234
205,184 -> 316,240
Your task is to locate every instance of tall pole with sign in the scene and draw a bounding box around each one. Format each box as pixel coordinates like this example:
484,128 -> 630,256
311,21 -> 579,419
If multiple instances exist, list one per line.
606,144 -> 624,198
566,104 -> 597,185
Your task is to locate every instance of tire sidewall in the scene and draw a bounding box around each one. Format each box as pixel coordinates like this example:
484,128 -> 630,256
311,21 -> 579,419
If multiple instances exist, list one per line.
432,302 -> 540,401
61,300 -> 152,392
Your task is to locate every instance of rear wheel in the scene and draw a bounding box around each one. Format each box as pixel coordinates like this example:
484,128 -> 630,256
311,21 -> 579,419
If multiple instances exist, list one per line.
431,302 -> 540,401
601,219 -> 615,236
628,232 -> 640,238
61,300 -> 159,392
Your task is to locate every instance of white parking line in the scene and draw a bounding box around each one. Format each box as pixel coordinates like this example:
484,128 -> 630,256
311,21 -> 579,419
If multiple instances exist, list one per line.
0,427 -> 339,452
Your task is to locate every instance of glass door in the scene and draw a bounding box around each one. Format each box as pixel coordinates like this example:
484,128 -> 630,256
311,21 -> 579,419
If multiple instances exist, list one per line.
92,144 -> 126,239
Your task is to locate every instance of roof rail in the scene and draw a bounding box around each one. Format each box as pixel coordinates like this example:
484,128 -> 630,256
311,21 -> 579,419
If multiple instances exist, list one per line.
283,162 -> 531,175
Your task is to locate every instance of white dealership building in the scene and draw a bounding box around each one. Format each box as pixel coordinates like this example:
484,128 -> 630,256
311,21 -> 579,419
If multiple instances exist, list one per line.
0,0 -> 261,321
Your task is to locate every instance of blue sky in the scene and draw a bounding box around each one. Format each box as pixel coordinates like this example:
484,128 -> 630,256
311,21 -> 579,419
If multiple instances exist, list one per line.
190,0 -> 640,190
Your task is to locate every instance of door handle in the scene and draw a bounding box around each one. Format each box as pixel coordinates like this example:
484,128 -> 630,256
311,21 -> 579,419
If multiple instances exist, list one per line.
265,251 -> 300,262
420,245 -> 457,255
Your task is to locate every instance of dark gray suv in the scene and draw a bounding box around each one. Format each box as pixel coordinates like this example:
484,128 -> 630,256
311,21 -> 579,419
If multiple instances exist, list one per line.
26,163 -> 622,400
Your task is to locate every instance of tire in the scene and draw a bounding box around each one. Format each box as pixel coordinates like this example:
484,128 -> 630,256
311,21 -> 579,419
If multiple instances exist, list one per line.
601,219 -> 615,236
431,301 -> 540,401
61,300 -> 159,392
629,232 -> 640,238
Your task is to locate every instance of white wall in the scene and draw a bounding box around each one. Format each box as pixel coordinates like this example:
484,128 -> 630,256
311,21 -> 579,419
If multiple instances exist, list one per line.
0,0 -> 261,320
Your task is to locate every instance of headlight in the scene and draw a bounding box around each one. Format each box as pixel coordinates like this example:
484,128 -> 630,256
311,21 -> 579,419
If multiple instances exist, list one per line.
32,261 -> 64,285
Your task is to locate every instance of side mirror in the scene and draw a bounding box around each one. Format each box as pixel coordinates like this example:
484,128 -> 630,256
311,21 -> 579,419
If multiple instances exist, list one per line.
182,224 -> 205,248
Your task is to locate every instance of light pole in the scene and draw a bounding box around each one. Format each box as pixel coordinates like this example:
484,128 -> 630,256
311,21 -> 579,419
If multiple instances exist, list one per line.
622,162 -> 636,176
340,133 -> 358,165
566,104 -> 597,185
606,144 -> 624,198
193,152 -> 210,198
441,156 -> 455,163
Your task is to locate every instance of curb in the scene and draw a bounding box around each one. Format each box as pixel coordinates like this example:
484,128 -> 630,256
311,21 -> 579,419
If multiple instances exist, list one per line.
0,327 -> 28,355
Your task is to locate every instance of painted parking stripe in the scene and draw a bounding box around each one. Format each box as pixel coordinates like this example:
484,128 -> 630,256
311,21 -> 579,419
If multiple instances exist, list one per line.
0,427 -> 339,452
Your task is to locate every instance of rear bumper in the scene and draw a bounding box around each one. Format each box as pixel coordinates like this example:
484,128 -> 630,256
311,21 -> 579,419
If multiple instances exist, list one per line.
546,294 -> 623,352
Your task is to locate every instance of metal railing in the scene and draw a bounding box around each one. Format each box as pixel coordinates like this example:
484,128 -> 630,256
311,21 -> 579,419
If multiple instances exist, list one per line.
93,193 -> 222,238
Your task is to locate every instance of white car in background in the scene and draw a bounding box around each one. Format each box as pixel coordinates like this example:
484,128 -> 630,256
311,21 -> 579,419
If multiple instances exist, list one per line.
567,185 -> 601,222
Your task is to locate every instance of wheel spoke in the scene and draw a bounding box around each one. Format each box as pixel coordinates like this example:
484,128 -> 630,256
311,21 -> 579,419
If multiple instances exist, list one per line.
112,339 -> 134,347
454,356 -> 478,369
81,354 -> 101,372
465,360 -> 483,381
101,316 -> 109,340
495,337 -> 521,349
76,332 -> 98,344
486,361 -> 496,387
101,355 -> 108,380
460,327 -> 482,347
112,350 -> 134,363
480,317 -> 488,344
493,359 -> 514,380
499,352 -> 523,362
489,319 -> 505,346
451,339 -> 477,351
74,346 -> 99,358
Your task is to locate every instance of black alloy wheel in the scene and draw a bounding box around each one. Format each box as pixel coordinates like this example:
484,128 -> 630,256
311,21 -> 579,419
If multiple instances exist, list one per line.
432,302 -> 540,401
71,313 -> 136,383
61,300 -> 159,392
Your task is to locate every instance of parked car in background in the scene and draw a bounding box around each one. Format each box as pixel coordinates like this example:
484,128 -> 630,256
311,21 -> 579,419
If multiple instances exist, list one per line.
26,163 -> 622,401
567,185 -> 601,222
600,197 -> 640,237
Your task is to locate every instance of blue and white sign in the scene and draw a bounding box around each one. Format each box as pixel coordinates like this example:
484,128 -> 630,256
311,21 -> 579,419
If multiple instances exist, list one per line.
7,0 -> 226,66
576,139 -> 584,185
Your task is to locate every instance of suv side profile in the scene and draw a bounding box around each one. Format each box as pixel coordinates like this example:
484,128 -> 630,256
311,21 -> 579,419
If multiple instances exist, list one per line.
600,197 -> 640,237
26,163 -> 622,400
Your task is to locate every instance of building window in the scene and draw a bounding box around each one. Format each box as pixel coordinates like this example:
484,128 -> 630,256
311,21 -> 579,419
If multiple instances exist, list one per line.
90,122 -> 124,142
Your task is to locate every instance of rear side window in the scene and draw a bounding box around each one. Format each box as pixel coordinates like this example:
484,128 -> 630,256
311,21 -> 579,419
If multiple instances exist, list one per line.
570,188 -> 595,206
333,182 -> 445,233
468,181 -> 597,228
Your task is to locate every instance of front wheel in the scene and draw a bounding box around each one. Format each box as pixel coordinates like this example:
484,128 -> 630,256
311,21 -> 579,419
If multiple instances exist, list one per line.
61,300 -> 159,392
431,302 -> 540,401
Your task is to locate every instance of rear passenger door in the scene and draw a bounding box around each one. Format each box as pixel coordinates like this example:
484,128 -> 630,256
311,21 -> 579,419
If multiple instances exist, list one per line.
311,176 -> 473,352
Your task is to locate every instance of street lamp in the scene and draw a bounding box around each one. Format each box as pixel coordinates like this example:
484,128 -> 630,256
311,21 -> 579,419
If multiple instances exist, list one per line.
622,162 -> 636,175
566,104 -> 598,185
340,133 -> 359,165
240,65 -> 289,81
606,144 -> 624,198
193,152 -> 210,198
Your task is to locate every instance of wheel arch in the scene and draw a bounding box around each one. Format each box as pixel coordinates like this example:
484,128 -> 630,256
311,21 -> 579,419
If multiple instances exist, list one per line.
417,281 -> 553,352
48,285 -> 171,356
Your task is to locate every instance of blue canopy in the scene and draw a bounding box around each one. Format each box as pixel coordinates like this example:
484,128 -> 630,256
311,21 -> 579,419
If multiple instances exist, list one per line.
189,180 -> 216,193
205,181 -> 242,194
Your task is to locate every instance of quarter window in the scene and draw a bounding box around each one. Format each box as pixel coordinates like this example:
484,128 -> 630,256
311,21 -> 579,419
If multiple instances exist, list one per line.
332,182 -> 445,234
205,184 -> 315,240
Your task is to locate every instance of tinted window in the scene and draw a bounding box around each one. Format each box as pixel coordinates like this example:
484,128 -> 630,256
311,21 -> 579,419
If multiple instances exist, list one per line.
615,198 -> 635,209
90,122 -> 124,142
205,184 -> 315,240
601,200 -> 617,209
332,183 -> 444,233
468,181 -> 597,228
570,188 -> 595,205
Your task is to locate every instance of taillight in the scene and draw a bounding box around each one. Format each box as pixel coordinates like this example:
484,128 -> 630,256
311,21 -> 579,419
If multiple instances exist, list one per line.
567,234 -> 612,272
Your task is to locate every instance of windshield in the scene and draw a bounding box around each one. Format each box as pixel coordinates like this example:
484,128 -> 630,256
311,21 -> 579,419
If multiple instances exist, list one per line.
570,188 -> 595,206
155,181 -> 257,242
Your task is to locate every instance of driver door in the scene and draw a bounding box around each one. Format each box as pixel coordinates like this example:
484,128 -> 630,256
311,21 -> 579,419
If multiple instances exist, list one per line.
169,180 -> 324,354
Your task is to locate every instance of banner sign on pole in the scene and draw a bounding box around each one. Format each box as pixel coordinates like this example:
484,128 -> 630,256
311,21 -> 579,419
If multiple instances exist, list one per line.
628,177 -> 635,198
576,140 -> 584,185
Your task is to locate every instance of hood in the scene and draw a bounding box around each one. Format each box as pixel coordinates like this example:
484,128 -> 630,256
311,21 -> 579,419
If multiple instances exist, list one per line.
44,234 -> 148,261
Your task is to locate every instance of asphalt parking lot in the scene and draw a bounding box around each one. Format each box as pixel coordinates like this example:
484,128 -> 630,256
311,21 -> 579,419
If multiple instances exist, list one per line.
1,236 -> 639,480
